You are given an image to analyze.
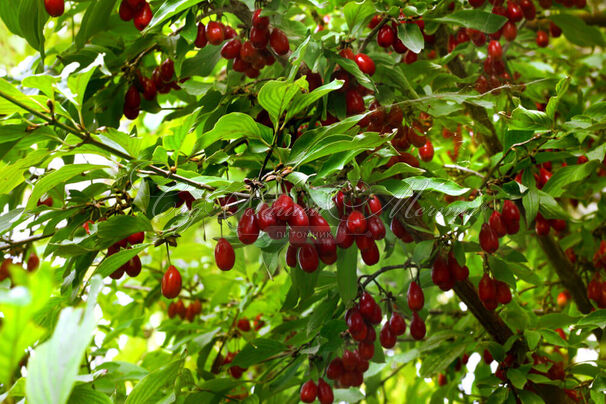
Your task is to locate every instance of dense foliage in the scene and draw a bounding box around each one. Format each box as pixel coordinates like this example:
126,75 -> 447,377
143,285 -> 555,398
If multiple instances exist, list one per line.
0,0 -> 606,403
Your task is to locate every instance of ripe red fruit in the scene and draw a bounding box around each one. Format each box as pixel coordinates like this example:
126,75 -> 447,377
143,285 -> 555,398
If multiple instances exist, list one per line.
393,38 -> 408,53
535,213 -> 550,236
159,59 -> 174,82
479,273 -> 497,302
536,30 -> 549,47
140,77 -> 157,100
270,29 -> 290,55
288,203 -> 310,229
317,378 -> 334,404
487,40 -> 503,59
377,25 -> 395,48
127,232 -> 145,245
432,256 -> 451,287
389,312 -> 406,336
469,0 -> 486,7
367,195 -> 382,215
124,255 -> 142,277
361,240 -> 380,265
119,0 -> 136,21
354,53 -> 376,76
418,139 -> 434,162
286,244 -> 298,268
125,85 -> 141,109
550,219 -> 566,232
410,312 -> 426,340
495,280 -> 512,304
26,254 -> 40,272
45,0 -> 65,17
252,9 -> 270,29
489,211 -> 507,238
549,22 -> 562,38
221,39 -> 242,59
391,217 -> 412,242
557,291 -> 569,307
501,200 -> 520,234
250,26 -> 269,49
206,21 -> 225,45
326,358 -> 345,380
273,194 -> 294,221
480,223 -> 499,253
237,318 -> 251,332
380,324 -> 397,348
520,0 -> 536,19
215,238 -> 235,271
502,21 -> 517,41
368,15 -> 382,28
237,208 -> 260,245
336,220 -> 354,249
367,216 -> 386,240
506,2 -> 523,22
347,210 -> 367,234
195,23 -> 207,48
300,380 -> 318,403
345,90 -> 365,115
133,3 -> 153,31
298,243 -> 319,272
161,265 -> 182,299
342,350 -> 359,371
407,281 -> 424,311
347,310 -> 365,333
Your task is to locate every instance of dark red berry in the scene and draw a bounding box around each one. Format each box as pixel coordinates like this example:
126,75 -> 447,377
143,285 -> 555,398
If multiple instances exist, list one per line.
389,312 -> 406,336
380,324 -> 397,348
298,243 -> 319,273
489,211 -> 507,238
410,312 -> 426,340
536,30 -> 549,47
317,378 -> 334,404
252,9 -> 270,29
250,26 -> 269,49
377,25 -> 395,48
487,40 -> 503,59
479,273 -> 497,302
215,238 -> 235,271
195,23 -> 207,48
346,210 -> 367,234
133,2 -> 152,31
119,0 -> 136,21
45,0 -> 65,17
221,39 -> 242,59
206,21 -> 225,45
237,208 -> 260,245
326,358 -> 344,380
479,223 -> 499,253
270,29 -> 290,55
501,200 -> 520,234
418,139 -> 434,162
354,53 -> 375,76
495,280 -> 512,304
273,194 -> 294,221
300,380 -> 317,403
345,89 -> 365,115
161,265 -> 182,299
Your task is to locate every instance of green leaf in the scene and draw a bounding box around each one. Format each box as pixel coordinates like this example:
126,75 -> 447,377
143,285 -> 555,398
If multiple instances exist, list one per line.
0,150 -> 48,196
539,329 -> 567,347
542,161 -> 599,197
524,330 -> 540,350
329,54 -> 374,90
75,0 -> 117,48
397,23 -> 424,54
517,390 -> 544,404
522,187 -> 539,226
258,78 -> 306,129
549,14 -> 606,47
18,0 -> 48,53
94,244 -> 148,277
509,105 -> 552,131
430,10 -> 507,34
537,190 -> 567,219
26,277 -> 103,404
27,164 -> 106,210
231,339 -> 287,368
200,113 -> 272,149
343,0 -> 375,33
96,215 -> 153,247
337,246 -> 358,304
504,130 -> 534,150
124,360 -> 182,404
67,385 -> 112,404
181,44 -> 223,78
419,343 -> 465,377
403,177 -> 469,196
412,240 -> 434,266
147,0 -> 201,30
576,309 -> 606,328
284,79 -> 343,123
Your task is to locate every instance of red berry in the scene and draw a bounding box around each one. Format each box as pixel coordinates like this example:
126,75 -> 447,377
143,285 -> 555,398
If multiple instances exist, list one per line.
300,380 -> 317,403
404,50 -> 418,64
345,89 -> 365,115
367,216 -> 386,241
506,2 -> 523,22
26,254 -> 40,272
502,21 -> 517,41
161,265 -> 182,299
250,26 -> 269,49
347,210 -> 367,234
368,15 -> 382,28
221,39 -> 242,59
140,77 -> 157,100
237,318 -> 251,332
520,0 -> 536,19
326,358 -> 344,380
206,21 -> 225,45
215,238 -> 235,271
549,22 -> 562,38
418,139 -> 434,162
336,219 -> 354,249
195,23 -> 207,48
479,223 -> 499,253
380,324 -> 397,348
536,30 -> 549,47
501,200 -> 520,234
237,208 -> 260,245
354,53 -> 376,76
270,29 -> 290,55
408,281 -> 424,311
489,211 -> 507,238
431,256 -> 451,288
535,212 -> 550,236
133,2 -> 152,31
317,378 -> 334,404
252,9 -> 270,29
377,25 -> 395,48
393,38 -> 408,53
487,40 -> 503,59
550,219 -> 566,232
479,273 -> 497,302
298,243 -> 319,272
410,312 -> 426,340
123,255 -> 141,277
469,0 -> 486,7
389,312 -> 406,336
119,0 -> 136,21
45,0 -> 65,17
273,194 -> 294,221
367,195 -> 382,215
495,280 -> 512,304
361,240 -> 380,265
127,231 -> 145,245
125,85 -> 141,109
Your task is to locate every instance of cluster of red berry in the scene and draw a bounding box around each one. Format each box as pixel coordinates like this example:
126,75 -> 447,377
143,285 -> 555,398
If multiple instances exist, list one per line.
300,378 -> 333,403
106,232 -> 145,280
480,200 -> 520,254
0,254 -> 40,282
431,251 -> 470,291
369,15 -> 428,64
123,59 -> 181,119
119,0 -> 153,31
167,299 -> 202,322
381,110 -> 434,168
478,273 -> 512,310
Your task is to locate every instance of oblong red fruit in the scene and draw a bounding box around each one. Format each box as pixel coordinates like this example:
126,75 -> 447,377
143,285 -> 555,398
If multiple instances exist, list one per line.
535,212 -> 550,236
418,139 -> 434,162
215,238 -> 235,271
270,28 -> 290,55
250,26 -> 269,49
389,312 -> 406,336
431,256 -> 451,287
495,280 -> 512,304
410,312 -> 426,340
125,255 -> 142,277
237,208 -> 260,244
346,210 -> 367,234
300,380 -> 317,403
479,223 -> 499,253
125,85 -> 141,109
221,39 -> 242,59
361,240 -> 380,265
501,200 -> 520,234
380,324 -> 396,348
45,0 -> 65,17
161,265 -> 182,299
206,21 -> 225,45
354,53 -> 375,76
317,378 -> 334,404
133,2 -> 152,31
367,215 -> 386,240
489,211 -> 507,237
273,194 -> 294,221
478,273 -> 496,302
408,281 -> 424,311
119,0 -> 135,21
377,25 -> 395,48
195,23 -> 207,48
298,243 -> 319,273
326,358 -> 344,380
252,9 -> 270,29
345,90 -> 365,115
336,219 -> 354,249
127,231 -> 145,245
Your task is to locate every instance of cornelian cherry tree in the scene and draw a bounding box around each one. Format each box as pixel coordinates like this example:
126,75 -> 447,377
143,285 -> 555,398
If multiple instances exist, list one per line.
1,0 -> 605,403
